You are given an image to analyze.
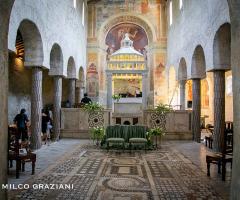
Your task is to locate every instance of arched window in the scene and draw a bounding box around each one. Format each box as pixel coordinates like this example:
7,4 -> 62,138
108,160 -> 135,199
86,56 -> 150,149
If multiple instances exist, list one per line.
82,2 -> 85,26
169,1 -> 173,26
179,0 -> 183,9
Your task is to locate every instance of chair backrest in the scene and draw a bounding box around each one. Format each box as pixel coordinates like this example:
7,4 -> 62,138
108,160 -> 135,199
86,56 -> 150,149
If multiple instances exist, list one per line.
223,125 -> 233,155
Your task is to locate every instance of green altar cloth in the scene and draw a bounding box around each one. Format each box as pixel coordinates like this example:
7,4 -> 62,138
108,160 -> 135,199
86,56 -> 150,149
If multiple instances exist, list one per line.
105,125 -> 147,143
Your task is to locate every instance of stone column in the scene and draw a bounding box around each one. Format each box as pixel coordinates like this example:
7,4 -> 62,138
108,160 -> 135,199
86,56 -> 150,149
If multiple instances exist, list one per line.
0,3 -> 15,199
142,73 -> 148,109
68,78 -> 76,107
53,76 -> 62,140
31,67 -> 43,150
213,70 -> 225,152
192,78 -> 201,143
229,1 -> 240,198
179,80 -> 186,110
107,73 -> 112,109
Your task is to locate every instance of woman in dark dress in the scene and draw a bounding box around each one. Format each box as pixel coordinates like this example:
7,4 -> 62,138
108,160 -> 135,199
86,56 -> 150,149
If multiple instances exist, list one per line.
42,109 -> 50,144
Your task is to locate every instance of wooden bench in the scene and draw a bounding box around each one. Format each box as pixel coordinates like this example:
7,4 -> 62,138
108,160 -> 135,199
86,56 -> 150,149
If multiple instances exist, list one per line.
206,126 -> 233,181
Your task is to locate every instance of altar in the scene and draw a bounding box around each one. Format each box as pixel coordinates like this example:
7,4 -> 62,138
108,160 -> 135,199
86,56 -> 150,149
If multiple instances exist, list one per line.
106,33 -> 148,110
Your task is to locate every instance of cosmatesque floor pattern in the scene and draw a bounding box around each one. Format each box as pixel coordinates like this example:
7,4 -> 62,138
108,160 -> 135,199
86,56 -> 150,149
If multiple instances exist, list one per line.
8,142 -> 229,200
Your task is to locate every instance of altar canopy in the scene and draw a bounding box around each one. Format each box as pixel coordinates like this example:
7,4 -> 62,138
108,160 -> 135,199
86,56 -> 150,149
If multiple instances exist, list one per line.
106,33 -> 148,107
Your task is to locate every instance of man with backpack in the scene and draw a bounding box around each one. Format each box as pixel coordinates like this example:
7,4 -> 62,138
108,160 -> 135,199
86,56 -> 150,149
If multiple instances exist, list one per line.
14,108 -> 29,141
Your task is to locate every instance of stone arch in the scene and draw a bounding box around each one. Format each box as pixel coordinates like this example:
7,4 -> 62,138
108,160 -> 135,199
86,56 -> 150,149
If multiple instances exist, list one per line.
49,43 -> 63,76
67,56 -> 76,79
178,57 -> 187,81
98,13 -> 156,49
191,45 -> 206,79
213,23 -> 231,70
17,19 -> 44,66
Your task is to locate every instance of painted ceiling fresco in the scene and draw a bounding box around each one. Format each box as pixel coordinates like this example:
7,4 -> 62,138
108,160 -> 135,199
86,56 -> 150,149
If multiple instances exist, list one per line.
105,23 -> 148,54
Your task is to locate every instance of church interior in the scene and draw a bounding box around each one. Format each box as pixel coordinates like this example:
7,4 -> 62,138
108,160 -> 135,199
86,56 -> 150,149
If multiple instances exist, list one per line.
0,0 -> 240,199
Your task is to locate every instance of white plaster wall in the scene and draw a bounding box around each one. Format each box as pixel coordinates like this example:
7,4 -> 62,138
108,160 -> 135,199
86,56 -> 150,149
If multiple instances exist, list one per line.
8,0 -> 87,78
167,0 -> 230,76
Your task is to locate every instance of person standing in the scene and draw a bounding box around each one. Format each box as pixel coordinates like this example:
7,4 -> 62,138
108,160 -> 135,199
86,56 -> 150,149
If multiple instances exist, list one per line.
81,93 -> 92,104
41,109 -> 50,145
14,108 -> 29,141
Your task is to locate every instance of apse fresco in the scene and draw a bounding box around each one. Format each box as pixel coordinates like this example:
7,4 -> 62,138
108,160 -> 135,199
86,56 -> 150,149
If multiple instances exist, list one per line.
106,23 -> 148,55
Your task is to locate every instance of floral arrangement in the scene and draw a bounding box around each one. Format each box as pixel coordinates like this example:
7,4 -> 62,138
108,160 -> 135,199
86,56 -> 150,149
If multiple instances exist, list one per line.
83,102 -> 104,112
112,94 -> 121,102
90,126 -> 105,146
153,103 -> 172,114
146,127 -> 165,139
146,127 -> 165,148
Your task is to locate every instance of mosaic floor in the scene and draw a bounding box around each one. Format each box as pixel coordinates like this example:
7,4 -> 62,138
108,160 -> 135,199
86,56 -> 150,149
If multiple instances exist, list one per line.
8,142 -> 229,200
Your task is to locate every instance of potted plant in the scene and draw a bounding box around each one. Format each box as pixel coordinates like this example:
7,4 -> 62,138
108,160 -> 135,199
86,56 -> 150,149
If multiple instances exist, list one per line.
154,103 -> 172,114
112,94 -> 121,102
147,127 -> 165,149
90,126 -> 105,146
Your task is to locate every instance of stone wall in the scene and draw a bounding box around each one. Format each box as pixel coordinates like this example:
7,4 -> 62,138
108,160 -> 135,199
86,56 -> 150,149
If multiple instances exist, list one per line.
166,0 -> 232,125
8,52 -> 31,123
8,56 -> 58,123
60,108 -> 192,140
42,69 -> 54,107
143,110 -> 192,140
60,108 -> 112,138
167,0 -> 230,72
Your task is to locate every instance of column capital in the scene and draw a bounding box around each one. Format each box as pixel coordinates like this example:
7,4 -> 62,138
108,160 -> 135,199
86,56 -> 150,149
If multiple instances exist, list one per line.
52,75 -> 64,78
209,68 -> 228,73
191,77 -> 201,81
68,78 -> 77,81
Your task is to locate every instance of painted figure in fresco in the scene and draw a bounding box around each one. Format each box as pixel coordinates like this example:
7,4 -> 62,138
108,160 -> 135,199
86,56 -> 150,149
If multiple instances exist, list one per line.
106,23 -> 148,52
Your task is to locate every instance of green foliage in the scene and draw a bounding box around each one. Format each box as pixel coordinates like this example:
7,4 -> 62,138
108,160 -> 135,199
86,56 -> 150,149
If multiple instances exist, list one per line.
147,127 -> 165,137
90,127 -> 105,143
154,103 -> 172,114
146,127 -> 165,143
112,94 -> 121,102
83,102 -> 104,112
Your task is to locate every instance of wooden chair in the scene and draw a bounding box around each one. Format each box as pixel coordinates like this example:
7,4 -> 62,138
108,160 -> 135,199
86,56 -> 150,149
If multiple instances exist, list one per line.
206,126 -> 233,181
205,124 -> 214,149
8,126 -> 36,179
